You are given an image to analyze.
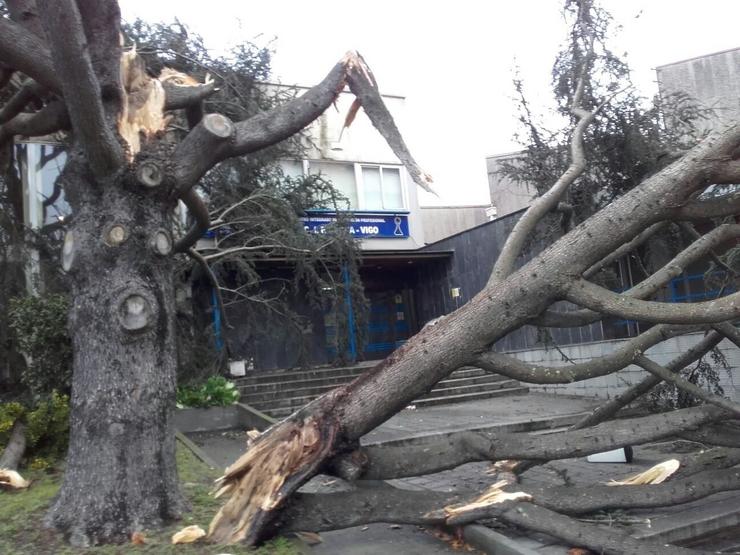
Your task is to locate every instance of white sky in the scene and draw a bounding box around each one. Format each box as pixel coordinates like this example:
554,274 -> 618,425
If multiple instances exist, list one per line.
120,1 -> 740,206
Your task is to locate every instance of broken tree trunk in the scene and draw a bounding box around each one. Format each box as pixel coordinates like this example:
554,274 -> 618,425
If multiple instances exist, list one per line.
0,419 -> 27,470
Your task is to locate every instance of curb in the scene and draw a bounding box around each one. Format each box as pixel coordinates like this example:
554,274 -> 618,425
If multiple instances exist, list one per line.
175,429 -> 221,470
463,524 -> 541,555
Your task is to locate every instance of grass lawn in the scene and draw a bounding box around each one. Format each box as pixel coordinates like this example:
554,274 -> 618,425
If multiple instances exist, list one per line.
0,442 -> 302,555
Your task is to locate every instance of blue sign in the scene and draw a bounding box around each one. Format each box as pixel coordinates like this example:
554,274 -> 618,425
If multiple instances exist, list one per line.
301,213 -> 409,238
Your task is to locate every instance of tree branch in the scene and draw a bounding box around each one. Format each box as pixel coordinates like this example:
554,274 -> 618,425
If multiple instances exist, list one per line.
0,16 -> 58,92
341,405 -> 729,481
488,91 -> 596,285
537,223 -> 740,327
163,80 -> 217,111
474,324 -> 700,384
583,221 -> 668,279
6,0 -> 47,39
0,78 -> 45,125
565,277 -> 740,324
712,321 -> 740,349
172,52 -> 432,196
635,354 -> 740,417
674,190 -> 740,220
38,0 -> 124,177
573,330 -> 725,430
186,247 -> 231,331
174,189 -> 210,253
0,100 -> 69,145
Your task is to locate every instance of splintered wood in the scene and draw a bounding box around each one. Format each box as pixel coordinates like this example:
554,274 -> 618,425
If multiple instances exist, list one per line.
441,480 -> 531,521
118,47 -> 211,158
208,417 -> 330,544
0,468 -> 30,489
607,459 -> 680,485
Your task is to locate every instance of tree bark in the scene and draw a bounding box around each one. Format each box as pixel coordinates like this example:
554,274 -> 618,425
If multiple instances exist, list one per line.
43,155 -> 183,546
0,419 -> 27,470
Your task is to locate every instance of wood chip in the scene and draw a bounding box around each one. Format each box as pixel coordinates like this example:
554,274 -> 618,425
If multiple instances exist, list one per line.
607,459 -> 680,486
0,468 -> 30,489
171,524 -> 206,544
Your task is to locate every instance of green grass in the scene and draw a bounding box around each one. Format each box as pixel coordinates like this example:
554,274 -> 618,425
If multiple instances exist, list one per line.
0,444 -> 301,555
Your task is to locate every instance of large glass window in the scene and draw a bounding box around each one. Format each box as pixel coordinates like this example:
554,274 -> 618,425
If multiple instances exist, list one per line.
289,159 -> 407,211
309,161 -> 358,208
17,143 -> 69,229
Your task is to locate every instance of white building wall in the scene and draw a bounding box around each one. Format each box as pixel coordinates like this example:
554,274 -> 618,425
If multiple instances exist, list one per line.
505,333 -> 740,402
277,84 -> 426,250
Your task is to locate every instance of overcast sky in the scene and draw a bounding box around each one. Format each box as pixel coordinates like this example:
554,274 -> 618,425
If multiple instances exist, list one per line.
120,1 -> 740,206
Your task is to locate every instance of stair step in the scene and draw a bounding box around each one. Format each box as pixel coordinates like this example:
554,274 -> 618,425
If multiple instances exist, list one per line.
417,380 -> 521,400
234,364 -> 371,386
413,386 -> 529,408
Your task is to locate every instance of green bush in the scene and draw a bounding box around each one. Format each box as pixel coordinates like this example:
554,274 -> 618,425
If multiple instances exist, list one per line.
176,376 -> 240,408
9,294 -> 72,398
0,391 -> 70,468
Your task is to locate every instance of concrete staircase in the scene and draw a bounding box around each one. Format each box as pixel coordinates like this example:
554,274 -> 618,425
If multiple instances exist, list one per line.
234,363 -> 528,419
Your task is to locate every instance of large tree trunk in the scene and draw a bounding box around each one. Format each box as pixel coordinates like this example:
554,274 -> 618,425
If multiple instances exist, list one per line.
44,154 -> 183,546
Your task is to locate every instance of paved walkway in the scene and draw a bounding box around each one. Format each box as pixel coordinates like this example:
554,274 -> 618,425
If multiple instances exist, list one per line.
187,393 -> 740,553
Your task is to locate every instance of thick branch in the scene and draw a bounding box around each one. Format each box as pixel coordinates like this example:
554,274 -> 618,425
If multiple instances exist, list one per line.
488,108 -> 595,285
174,189 -> 210,253
173,52 -> 432,196
0,79 -> 45,124
346,405 -> 729,480
635,355 -> 740,417
0,16 -> 58,92
0,420 -> 27,470
681,422 -> 740,447
565,277 -> 740,324
163,80 -> 217,111
344,53 -> 434,193
573,330 -> 724,429
493,502 -> 699,555
75,0 -> 123,114
474,324 -> 699,384
674,191 -> 740,220
538,223 -> 740,327
0,100 -> 69,145
38,0 -> 124,177
713,321 -> 740,349
274,486 -> 700,555
6,0 -> 46,38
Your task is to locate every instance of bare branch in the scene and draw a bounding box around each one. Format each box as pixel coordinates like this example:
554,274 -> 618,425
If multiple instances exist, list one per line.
713,321 -> 740,349
0,100 -> 69,145
345,404 -> 728,480
0,16 -> 58,92
573,330 -> 724,429
186,248 -> 231,331
584,221 -> 668,279
681,422 -> 740,447
0,79 -> 45,125
163,80 -> 217,111
172,52 -> 432,196
674,190 -> 740,220
538,223 -> 740,327
635,355 -> 740,417
174,189 -> 210,253
38,0 -> 124,177
343,52 -> 434,194
488,97 -> 596,285
474,324 -> 700,384
565,277 -> 740,324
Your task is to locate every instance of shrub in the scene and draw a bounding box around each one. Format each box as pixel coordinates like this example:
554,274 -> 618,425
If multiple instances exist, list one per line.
0,391 -> 70,467
176,375 -> 240,408
9,294 -> 72,398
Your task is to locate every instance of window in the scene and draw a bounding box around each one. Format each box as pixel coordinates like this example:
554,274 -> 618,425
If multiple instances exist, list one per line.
285,159 -> 407,211
360,166 -> 403,210
16,143 -> 69,229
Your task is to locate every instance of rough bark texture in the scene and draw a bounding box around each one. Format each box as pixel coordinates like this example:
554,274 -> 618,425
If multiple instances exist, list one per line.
43,154 -> 183,546
0,420 -> 27,470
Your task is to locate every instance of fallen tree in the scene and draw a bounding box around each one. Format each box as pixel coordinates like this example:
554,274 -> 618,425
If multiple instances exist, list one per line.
1,0 -> 739,552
